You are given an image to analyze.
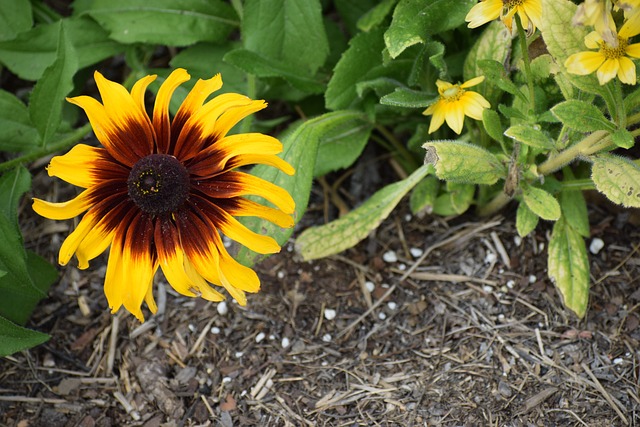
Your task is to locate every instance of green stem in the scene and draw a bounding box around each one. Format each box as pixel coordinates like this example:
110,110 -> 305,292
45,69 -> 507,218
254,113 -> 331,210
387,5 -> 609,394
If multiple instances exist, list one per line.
374,124 -> 420,172
537,130 -> 609,175
0,123 -> 92,173
477,191 -> 512,217
515,14 -> 535,116
609,79 -> 626,127
560,179 -> 595,191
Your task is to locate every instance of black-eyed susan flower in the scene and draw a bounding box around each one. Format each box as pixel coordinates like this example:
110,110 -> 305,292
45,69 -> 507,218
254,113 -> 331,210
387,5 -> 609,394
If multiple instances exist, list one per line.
465,0 -> 542,33
33,69 -> 295,321
423,76 -> 490,135
565,19 -> 640,85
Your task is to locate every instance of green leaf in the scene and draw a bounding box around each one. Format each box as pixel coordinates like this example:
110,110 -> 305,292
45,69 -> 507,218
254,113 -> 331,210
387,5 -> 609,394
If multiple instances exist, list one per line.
551,100 -> 615,132
0,316 -> 49,357
384,0 -> 475,58
334,0 -> 378,36
380,87 -> 437,108
314,111 -> 373,177
86,0 -> 237,45
504,123 -> 555,150
559,188 -> 589,238
548,217 -> 590,318
29,21 -> 78,146
243,0 -> 328,75
410,174 -> 439,215
521,183 -> 561,221
0,90 -> 40,152
538,0 -> 604,96
433,182 -> 474,215
326,27 -> 385,110
0,0 -> 32,42
296,165 -> 431,260
0,166 -> 31,224
482,108 -> 505,144
423,140 -> 505,185
477,59 -> 526,101
357,0 -> 398,32
0,16 -> 122,81
516,202 -> 539,237
611,128 -> 634,149
223,48 -> 324,94
236,112 -> 363,266
463,21 -> 512,104
591,154 -> 640,207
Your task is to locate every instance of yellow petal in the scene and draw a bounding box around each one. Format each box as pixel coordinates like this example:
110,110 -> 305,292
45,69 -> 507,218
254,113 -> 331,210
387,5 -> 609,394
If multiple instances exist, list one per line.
584,31 -> 603,49
625,42 -> 640,58
465,0 -> 502,28
230,172 -> 296,214
462,92 -> 490,120
596,58 -> 619,84
617,56 -> 637,84
522,0 -> 542,29
226,198 -> 295,228
461,76 -> 485,89
32,189 -> 93,220
216,210 -> 282,254
153,68 -> 190,153
435,80 -> 454,94
427,102 -> 446,134
565,51 -> 605,75
47,144 -> 103,188
130,74 -> 157,114
57,209 -> 100,266
174,74 -> 223,126
444,101 -> 465,135
212,100 -> 268,140
74,219 -> 115,270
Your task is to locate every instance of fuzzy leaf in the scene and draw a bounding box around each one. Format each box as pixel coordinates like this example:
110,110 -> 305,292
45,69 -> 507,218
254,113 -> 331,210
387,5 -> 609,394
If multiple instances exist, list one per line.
522,184 -> 561,221
482,108 -> 505,144
384,0 -> 475,58
410,174 -> 439,215
516,202 -> 539,237
548,217 -> 590,318
423,140 -> 505,185
559,189 -> 590,237
379,87 -> 436,108
591,154 -> 640,207
296,165 -> 431,260
505,123 -> 555,149
551,100 -> 615,132
611,128 -> 634,149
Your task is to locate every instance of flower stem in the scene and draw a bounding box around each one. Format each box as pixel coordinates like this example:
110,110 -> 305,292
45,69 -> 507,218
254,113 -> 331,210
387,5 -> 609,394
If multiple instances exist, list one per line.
477,191 -> 511,217
515,14 -> 535,116
0,123 -> 92,173
537,130 -> 609,175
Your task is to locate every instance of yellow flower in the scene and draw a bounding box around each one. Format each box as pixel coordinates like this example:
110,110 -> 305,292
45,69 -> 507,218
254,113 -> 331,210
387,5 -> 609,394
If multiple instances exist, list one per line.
423,76 -> 490,135
465,0 -> 542,33
573,0 -> 617,46
565,20 -> 640,85
33,69 -> 295,321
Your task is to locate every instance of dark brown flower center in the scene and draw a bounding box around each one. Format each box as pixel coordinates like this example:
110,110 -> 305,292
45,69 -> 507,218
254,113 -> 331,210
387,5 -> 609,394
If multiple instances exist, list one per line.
128,154 -> 190,215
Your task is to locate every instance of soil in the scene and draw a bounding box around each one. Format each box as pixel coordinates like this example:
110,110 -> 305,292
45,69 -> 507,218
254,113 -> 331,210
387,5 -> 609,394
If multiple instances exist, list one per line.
1,160 -> 640,427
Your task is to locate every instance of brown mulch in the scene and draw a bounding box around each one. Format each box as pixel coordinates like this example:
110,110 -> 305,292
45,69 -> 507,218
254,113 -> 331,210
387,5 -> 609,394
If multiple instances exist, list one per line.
1,167 -> 640,426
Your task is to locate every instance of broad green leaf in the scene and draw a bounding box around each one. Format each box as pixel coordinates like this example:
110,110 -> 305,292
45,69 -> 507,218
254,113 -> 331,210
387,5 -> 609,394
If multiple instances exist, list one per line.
463,21 -> 512,104
326,27 -> 385,110
236,112 -> 359,266
296,164 -> 431,260
611,128 -> 634,149
29,22 -> 78,146
516,202 -> 539,237
551,100 -> 615,132
548,217 -> 590,318
0,316 -> 49,357
170,42 -> 246,95
243,0 -> 328,75
86,0 -> 237,45
432,182 -> 474,216
0,16 -> 122,81
482,108 -> 505,144
0,90 -> 40,152
0,0 -> 32,41
380,87 -> 437,108
410,174 -> 439,215
522,183 -> 561,221
314,111 -> 373,177
591,154 -> 640,207
384,0 -> 475,58
504,124 -> 555,149
357,0 -> 398,32
538,0 -> 604,96
477,59 -> 526,101
423,140 -> 505,185
559,189 -> 589,237
224,48 -> 324,94
0,166 -> 31,224
408,40 -> 446,87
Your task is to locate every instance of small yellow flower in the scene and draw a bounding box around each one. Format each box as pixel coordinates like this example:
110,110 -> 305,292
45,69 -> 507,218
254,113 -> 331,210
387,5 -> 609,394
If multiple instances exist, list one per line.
565,19 -> 640,85
423,76 -> 490,135
465,0 -> 542,33
573,0 -> 617,46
